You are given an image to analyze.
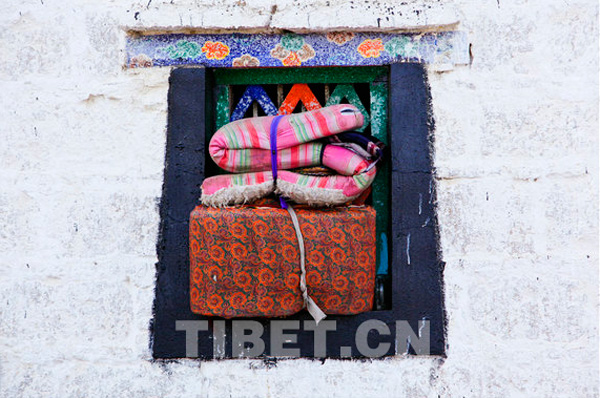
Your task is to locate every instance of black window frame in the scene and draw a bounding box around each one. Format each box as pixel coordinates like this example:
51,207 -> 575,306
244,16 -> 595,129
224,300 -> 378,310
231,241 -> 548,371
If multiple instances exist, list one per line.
152,63 -> 445,359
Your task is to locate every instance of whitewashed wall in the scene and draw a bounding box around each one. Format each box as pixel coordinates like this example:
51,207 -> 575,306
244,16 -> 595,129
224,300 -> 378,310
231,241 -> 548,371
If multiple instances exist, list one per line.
0,0 -> 598,397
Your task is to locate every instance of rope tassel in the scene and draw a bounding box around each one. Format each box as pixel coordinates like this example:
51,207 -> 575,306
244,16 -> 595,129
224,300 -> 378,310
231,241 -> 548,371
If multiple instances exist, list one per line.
286,204 -> 327,324
272,117 -> 326,322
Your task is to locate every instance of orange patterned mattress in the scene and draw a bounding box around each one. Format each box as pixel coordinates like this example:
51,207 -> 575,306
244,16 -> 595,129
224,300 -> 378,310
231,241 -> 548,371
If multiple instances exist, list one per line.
189,204 -> 376,318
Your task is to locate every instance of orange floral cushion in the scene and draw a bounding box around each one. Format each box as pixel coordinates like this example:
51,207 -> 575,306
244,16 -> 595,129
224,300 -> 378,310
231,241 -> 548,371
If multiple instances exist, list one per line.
189,204 -> 376,318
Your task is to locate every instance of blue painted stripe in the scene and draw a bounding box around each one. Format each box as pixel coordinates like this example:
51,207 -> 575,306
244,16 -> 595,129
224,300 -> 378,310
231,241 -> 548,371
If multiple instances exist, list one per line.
127,31 -> 469,69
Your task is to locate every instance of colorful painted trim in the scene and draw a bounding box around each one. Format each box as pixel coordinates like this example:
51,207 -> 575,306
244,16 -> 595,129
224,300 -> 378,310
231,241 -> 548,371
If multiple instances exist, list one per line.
126,31 -> 469,68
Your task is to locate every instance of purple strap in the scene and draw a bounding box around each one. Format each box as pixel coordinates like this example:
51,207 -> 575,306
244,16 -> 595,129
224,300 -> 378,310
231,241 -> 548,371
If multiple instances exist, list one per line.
269,115 -> 287,209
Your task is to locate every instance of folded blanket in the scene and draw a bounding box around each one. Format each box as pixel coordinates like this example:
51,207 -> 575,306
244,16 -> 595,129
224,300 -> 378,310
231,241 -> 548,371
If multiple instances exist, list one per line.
201,104 -> 382,207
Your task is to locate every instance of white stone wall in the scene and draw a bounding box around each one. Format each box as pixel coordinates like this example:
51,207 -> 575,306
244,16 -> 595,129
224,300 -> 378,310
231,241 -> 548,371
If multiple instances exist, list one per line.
0,0 -> 597,397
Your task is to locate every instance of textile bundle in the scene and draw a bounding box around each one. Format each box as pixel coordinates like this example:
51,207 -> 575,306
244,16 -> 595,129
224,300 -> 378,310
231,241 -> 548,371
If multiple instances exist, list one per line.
191,105 -> 381,319
189,203 -> 376,318
200,104 -> 383,207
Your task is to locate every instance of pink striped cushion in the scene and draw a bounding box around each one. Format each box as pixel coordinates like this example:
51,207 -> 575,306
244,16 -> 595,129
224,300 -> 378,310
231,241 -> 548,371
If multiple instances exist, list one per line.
200,104 -> 377,207
209,104 -> 364,172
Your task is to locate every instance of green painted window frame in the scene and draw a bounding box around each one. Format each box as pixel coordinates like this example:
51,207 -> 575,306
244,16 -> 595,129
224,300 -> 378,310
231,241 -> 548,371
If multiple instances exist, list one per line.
209,66 -> 391,309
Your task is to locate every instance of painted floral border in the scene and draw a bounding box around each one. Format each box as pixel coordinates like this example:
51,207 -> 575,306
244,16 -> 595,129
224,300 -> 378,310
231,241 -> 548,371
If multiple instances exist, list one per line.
127,31 -> 468,69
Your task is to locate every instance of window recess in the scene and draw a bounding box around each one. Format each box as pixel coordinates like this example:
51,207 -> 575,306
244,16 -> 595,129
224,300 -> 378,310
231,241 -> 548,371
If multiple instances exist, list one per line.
153,64 -> 445,359
210,67 -> 392,311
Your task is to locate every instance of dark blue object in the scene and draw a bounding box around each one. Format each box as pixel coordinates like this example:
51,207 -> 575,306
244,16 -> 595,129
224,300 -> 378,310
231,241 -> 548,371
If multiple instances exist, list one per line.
230,85 -> 278,121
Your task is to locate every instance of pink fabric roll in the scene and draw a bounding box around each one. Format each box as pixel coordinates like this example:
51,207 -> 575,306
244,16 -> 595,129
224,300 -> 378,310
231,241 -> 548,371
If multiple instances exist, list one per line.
200,104 -> 378,207
209,104 -> 364,172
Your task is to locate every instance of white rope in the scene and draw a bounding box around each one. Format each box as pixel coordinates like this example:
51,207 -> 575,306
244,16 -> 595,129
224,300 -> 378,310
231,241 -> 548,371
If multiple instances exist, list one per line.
286,204 -> 327,324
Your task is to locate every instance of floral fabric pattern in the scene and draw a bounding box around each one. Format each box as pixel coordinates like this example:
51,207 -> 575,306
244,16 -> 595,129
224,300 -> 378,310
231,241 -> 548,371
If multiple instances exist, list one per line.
164,40 -> 202,59
357,39 -> 384,58
232,54 -> 260,67
189,204 -> 376,318
129,54 -> 153,68
326,32 -> 355,45
384,36 -> 419,58
270,34 -> 316,66
202,41 -> 230,60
